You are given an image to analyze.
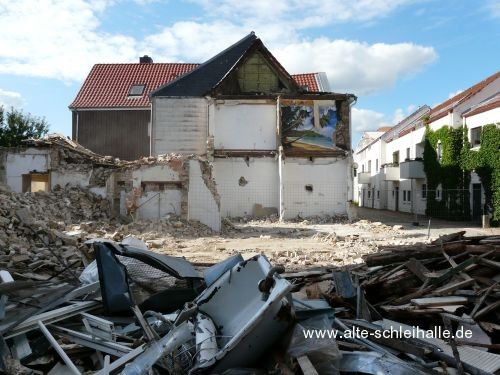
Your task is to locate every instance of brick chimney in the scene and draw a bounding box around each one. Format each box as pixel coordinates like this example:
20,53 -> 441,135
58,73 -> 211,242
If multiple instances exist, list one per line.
139,55 -> 153,64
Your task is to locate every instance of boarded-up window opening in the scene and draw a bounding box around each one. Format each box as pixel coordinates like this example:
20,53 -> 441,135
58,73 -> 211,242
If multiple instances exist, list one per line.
22,173 -> 49,193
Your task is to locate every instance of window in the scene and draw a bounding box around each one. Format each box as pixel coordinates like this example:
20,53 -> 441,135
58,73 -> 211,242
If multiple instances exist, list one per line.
368,160 -> 372,173
375,159 -> 379,171
406,147 -> 410,160
377,190 -> 380,199
367,190 -> 371,198
437,141 -> 443,162
392,151 -> 399,165
128,84 -> 145,96
422,184 -> 427,199
403,190 -> 412,202
470,127 -> 481,146
362,164 -> 365,172
436,188 -> 441,200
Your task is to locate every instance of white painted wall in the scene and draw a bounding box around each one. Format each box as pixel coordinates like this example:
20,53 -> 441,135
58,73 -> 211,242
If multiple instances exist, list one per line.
136,190 -> 182,220
354,126 -> 428,214
465,108 -> 499,129
429,113 -> 452,131
213,157 -> 279,217
209,101 -> 277,150
5,148 -> 50,192
281,157 -> 349,219
131,165 -> 181,188
152,98 -> 208,155
188,159 -> 221,231
51,170 -> 91,189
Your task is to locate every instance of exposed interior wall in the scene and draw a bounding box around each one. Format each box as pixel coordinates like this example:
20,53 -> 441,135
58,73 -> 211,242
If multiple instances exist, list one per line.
281,157 -> 349,219
209,101 -> 277,150
236,52 -> 280,92
152,98 -> 208,156
3,148 -> 50,192
115,161 -> 186,221
214,157 -> 279,217
51,170 -> 91,189
188,159 -> 221,231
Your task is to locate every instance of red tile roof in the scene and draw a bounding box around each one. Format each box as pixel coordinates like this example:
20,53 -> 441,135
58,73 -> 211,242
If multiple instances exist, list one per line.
70,63 -> 322,109
69,63 -> 198,109
429,71 -> 500,122
291,73 -> 319,92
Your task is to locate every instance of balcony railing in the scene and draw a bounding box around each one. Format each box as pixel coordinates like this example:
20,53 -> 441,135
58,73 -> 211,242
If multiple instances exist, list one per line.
400,159 -> 426,179
382,165 -> 400,181
357,172 -> 371,184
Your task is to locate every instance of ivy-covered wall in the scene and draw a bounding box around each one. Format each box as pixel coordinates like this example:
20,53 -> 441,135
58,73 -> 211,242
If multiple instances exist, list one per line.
461,123 -> 500,226
423,125 -> 471,220
423,123 -> 500,225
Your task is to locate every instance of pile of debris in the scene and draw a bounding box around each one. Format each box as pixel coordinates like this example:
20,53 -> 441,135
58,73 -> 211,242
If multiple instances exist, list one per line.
1,232 -> 498,374
0,185 -> 110,280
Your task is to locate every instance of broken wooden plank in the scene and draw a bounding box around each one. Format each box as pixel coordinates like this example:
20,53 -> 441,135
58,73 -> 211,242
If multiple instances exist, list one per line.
433,279 -> 475,296
404,258 -> 430,282
432,231 -> 466,244
411,296 -> 467,307
473,299 -> 500,320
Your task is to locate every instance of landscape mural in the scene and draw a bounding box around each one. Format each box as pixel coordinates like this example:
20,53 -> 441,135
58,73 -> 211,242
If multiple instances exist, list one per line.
281,100 -> 337,152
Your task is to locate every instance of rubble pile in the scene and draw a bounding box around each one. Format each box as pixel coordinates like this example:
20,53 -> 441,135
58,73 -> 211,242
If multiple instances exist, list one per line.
1,232 -> 498,374
0,185 -> 219,280
0,185 -> 110,279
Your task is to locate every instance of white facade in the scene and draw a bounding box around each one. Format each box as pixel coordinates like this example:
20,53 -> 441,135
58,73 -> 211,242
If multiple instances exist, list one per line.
152,96 -> 354,219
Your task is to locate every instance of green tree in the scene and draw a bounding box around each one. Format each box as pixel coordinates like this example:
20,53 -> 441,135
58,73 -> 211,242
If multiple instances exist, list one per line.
0,106 -> 49,147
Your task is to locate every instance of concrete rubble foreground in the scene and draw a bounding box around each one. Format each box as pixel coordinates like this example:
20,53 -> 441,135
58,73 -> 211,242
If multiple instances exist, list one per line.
1,188 -> 499,375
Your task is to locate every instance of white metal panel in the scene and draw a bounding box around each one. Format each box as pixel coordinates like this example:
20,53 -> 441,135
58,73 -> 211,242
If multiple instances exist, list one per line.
281,157 -> 348,218
212,102 -> 276,150
214,158 -> 279,217
152,98 -> 208,155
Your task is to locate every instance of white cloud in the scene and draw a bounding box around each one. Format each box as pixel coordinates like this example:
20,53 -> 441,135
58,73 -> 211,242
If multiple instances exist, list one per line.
274,39 -> 436,94
0,0 -> 436,97
0,88 -> 24,108
485,0 -> 500,18
191,0 -> 419,27
392,104 -> 417,123
352,108 -> 389,132
143,21 -> 250,63
0,0 -> 138,82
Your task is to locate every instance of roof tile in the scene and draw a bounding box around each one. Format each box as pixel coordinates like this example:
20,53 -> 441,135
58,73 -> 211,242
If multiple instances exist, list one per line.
69,64 -> 322,109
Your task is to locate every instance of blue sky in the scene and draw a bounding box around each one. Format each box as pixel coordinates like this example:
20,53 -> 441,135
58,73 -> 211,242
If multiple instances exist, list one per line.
0,0 -> 499,147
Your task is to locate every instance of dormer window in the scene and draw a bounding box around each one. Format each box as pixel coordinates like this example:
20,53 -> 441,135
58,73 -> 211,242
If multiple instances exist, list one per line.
128,84 -> 145,97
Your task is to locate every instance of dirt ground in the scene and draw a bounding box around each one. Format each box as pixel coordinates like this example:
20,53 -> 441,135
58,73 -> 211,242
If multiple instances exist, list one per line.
143,208 -> 500,269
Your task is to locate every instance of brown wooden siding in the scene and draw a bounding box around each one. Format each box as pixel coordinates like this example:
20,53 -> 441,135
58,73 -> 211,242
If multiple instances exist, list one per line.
72,110 -> 150,160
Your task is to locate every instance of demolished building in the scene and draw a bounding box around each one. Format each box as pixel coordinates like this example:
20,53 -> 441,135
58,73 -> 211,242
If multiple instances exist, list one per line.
1,33 -> 357,228
149,32 -> 356,219
0,135 -> 221,231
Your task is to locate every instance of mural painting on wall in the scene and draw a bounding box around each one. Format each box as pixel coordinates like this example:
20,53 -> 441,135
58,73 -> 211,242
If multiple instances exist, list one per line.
281,100 -> 337,152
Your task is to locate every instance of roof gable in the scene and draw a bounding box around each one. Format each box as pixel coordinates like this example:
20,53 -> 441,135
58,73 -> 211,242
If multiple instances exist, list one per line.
151,32 -> 300,97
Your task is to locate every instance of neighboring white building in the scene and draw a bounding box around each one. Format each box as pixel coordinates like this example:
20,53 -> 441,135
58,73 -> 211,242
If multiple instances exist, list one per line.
353,71 -> 500,220
354,106 -> 430,215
